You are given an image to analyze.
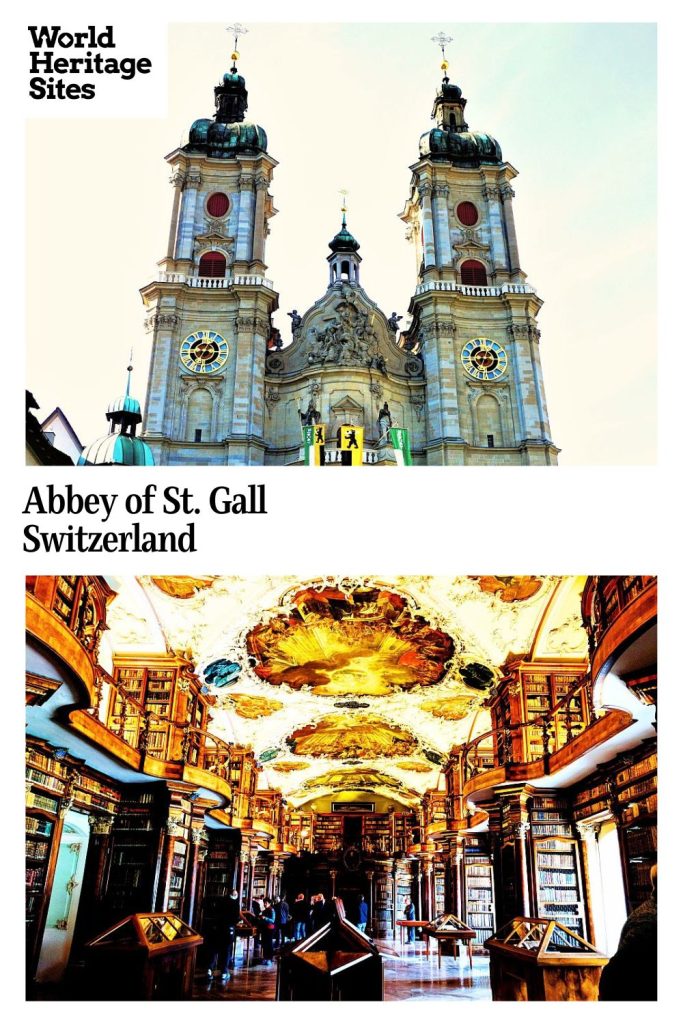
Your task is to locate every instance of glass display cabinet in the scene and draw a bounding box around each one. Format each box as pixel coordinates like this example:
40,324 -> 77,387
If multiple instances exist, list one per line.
485,917 -> 608,1001
277,897 -> 397,1001
85,912 -> 203,999
423,913 -> 477,968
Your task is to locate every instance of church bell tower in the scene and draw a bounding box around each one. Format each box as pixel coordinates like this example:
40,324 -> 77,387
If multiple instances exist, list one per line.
400,37 -> 559,465
141,30 -> 278,465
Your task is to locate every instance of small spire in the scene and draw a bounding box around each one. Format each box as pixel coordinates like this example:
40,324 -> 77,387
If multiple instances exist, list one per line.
227,22 -> 248,73
125,349 -> 134,398
339,188 -> 348,228
431,31 -> 453,83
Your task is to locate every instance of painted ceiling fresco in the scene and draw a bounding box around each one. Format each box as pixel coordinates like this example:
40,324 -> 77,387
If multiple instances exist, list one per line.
287,715 -> 420,760
246,587 -> 453,696
103,576 -> 589,805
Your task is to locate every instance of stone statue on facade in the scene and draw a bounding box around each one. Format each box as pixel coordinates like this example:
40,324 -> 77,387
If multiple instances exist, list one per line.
377,402 -> 392,441
388,311 -> 403,333
288,309 -> 303,335
300,400 -> 321,426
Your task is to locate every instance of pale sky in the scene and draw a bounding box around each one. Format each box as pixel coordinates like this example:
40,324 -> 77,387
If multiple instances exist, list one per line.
27,22 -> 656,465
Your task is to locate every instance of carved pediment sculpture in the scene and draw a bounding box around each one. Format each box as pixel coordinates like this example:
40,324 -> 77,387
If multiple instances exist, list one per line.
306,293 -> 381,369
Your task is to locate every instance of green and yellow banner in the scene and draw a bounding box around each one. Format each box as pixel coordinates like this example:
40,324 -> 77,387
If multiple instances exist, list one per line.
303,424 -> 325,466
339,425 -> 364,466
390,427 -> 412,466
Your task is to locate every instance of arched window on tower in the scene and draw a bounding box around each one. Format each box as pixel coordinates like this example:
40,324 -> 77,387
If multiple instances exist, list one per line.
186,388 -> 213,442
341,260 -> 350,280
198,251 -> 227,278
460,259 -> 488,286
476,394 -> 503,448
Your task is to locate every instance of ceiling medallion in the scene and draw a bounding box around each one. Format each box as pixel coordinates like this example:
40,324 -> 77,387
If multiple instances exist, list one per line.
246,586 -> 453,696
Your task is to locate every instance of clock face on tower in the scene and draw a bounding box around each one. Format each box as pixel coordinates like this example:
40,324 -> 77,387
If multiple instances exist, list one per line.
461,338 -> 508,381
180,330 -> 229,374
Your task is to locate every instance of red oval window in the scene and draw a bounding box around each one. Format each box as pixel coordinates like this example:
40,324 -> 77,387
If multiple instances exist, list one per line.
198,251 -> 227,278
457,201 -> 478,226
207,192 -> 229,217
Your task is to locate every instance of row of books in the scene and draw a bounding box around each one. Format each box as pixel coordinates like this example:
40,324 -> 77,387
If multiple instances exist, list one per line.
26,751 -> 69,777
28,793 -> 59,813
620,777 -> 657,802
539,871 -> 577,885
615,753 -> 657,787
531,823 -> 573,836
26,767 -> 64,792
26,839 -> 49,860
26,866 -> 46,887
537,853 -> 574,869
539,889 -> 580,903
26,817 -> 52,836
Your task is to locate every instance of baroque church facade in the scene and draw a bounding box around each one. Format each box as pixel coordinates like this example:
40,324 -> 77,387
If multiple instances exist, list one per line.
141,51 -> 558,466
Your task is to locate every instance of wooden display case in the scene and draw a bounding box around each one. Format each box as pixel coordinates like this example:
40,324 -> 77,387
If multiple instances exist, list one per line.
485,917 -> 608,1001
85,912 -> 202,1000
423,913 -> 476,968
277,897 -> 394,1001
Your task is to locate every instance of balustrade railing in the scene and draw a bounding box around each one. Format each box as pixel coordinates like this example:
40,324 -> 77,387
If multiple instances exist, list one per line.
158,272 -> 274,290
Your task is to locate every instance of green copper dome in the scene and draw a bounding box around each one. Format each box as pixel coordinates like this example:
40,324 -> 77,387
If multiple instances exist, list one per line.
107,394 -> 142,419
78,434 -> 154,467
419,128 -> 502,166
329,219 -> 361,254
186,66 -> 267,158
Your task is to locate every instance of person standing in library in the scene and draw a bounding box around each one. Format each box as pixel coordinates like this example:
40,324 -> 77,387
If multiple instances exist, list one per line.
403,897 -> 416,943
356,894 -> 369,933
259,898 -> 276,965
599,865 -> 657,1001
274,893 -> 290,946
206,888 -> 241,981
292,893 -> 309,941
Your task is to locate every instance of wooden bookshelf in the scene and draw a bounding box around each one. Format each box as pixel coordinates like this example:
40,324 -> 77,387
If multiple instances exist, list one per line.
614,747 -> 657,911
313,814 -> 344,854
25,746 -> 67,972
489,659 -> 588,765
108,654 -> 209,763
106,787 -> 164,918
463,835 -> 496,947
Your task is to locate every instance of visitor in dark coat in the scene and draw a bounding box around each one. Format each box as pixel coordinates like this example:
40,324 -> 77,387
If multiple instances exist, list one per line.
356,894 -> 369,933
599,865 -> 657,1001
292,893 -> 309,940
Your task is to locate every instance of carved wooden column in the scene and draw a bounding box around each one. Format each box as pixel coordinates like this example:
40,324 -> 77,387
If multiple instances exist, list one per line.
329,868 -> 337,898
184,825 -> 206,925
365,869 -> 374,934
576,820 -> 601,946
515,821 -> 532,917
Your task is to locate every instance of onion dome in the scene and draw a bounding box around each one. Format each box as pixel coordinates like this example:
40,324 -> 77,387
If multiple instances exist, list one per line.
78,433 -> 154,467
328,212 -> 361,254
419,71 -> 502,167
186,61 -> 267,157
78,359 -> 154,467
419,128 -> 502,165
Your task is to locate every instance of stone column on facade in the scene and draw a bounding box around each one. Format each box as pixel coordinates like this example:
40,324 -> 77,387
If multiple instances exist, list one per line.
423,319 -> 464,449
166,169 -> 186,260
252,177 -> 269,265
176,172 -> 201,263
143,313 -> 180,439
526,325 -> 551,440
481,184 -> 507,278
432,184 -> 451,268
500,184 -> 522,278
506,324 -> 529,443
418,183 -> 436,270
231,314 -> 268,454
236,180 -> 256,263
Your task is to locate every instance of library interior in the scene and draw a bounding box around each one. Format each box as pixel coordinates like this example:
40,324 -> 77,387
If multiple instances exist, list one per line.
25,575 -> 657,1001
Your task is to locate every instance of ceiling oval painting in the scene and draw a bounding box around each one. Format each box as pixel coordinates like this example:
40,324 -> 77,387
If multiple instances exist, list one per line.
287,715 -> 420,760
246,586 -> 454,696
